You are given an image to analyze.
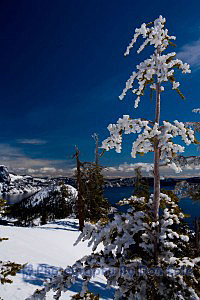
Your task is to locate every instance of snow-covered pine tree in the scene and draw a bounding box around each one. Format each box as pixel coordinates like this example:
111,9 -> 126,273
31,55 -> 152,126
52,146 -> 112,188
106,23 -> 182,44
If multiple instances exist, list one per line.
101,14 -> 193,263
27,16 -> 200,300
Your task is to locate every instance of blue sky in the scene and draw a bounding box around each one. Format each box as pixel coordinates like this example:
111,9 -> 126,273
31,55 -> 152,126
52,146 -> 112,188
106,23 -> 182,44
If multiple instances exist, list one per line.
0,0 -> 200,177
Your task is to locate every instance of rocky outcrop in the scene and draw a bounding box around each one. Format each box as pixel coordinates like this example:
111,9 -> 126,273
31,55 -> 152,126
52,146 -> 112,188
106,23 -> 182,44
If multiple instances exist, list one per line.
0,165 -> 49,195
0,166 -> 11,184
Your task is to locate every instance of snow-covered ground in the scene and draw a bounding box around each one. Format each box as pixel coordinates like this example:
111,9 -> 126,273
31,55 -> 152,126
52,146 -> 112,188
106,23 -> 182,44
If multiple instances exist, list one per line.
0,219 -> 114,299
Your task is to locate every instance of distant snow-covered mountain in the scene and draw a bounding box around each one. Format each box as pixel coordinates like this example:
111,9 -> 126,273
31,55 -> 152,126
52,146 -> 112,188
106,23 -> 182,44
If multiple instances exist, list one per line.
0,165 -> 49,195
27,184 -> 77,208
6,182 -> 78,226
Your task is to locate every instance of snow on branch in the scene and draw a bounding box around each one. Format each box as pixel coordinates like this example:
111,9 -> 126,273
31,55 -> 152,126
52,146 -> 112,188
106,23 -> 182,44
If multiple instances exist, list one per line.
124,16 -> 175,55
185,122 -> 200,133
26,193 -> 199,300
119,15 -> 191,108
192,108 -> 200,114
102,115 -> 194,172
172,155 -> 200,169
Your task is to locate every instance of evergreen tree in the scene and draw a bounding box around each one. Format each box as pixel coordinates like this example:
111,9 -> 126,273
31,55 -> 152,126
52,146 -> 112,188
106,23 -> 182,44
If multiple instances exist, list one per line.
133,166 -> 150,200
28,16 -> 200,300
74,140 -> 109,226
83,163 -> 109,222
75,161 -> 109,223
74,147 -> 85,231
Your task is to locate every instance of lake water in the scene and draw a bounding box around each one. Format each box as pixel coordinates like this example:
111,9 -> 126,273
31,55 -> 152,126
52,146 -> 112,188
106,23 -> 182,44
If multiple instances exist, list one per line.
104,186 -> 200,229
2,186 -> 200,229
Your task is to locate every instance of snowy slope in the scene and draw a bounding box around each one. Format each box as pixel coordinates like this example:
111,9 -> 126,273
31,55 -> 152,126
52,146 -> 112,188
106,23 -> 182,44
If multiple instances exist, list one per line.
29,184 -> 77,207
6,184 -> 78,225
0,219 -> 114,300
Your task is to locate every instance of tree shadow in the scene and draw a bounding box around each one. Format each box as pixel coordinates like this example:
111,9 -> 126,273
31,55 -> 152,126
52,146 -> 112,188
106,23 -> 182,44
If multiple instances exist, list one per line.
21,263 -> 115,299
38,220 -> 79,232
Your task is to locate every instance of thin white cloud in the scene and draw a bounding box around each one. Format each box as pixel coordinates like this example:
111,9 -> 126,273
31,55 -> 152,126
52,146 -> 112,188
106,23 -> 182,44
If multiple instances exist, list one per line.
0,143 -> 72,177
103,162 -> 200,178
103,162 -> 153,177
26,167 -> 67,176
0,143 -> 199,178
177,39 -> 200,68
0,144 -> 24,158
16,139 -> 47,145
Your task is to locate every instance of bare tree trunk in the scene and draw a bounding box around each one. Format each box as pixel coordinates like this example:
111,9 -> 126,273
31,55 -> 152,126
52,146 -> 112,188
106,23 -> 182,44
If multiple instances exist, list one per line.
92,133 -> 99,166
95,135 -> 99,166
153,81 -> 161,264
75,147 -> 84,231
153,82 -> 161,219
195,218 -> 200,254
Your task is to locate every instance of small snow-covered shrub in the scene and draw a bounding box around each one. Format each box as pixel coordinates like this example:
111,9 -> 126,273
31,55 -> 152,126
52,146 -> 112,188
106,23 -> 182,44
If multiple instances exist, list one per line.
0,198 -> 21,284
72,291 -> 99,299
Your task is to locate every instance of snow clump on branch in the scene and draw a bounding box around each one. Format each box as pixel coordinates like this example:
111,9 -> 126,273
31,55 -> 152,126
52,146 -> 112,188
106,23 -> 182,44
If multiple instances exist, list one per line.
119,15 -> 191,108
101,115 -> 194,172
192,108 -> 200,114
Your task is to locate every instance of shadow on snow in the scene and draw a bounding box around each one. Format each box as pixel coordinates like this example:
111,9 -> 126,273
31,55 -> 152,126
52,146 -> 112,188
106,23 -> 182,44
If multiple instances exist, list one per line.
37,220 -> 80,232
21,263 -> 115,299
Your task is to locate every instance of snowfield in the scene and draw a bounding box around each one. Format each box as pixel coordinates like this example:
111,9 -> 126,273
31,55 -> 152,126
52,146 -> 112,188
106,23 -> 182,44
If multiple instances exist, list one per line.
0,219 -> 114,299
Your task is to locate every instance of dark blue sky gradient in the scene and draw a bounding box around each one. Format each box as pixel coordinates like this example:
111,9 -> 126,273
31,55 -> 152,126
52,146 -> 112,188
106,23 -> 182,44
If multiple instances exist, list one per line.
0,0 -> 199,175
